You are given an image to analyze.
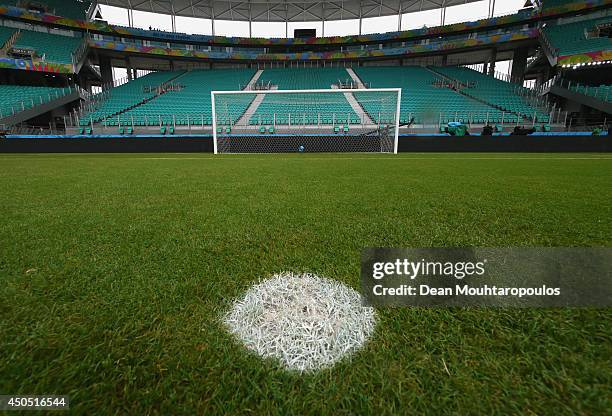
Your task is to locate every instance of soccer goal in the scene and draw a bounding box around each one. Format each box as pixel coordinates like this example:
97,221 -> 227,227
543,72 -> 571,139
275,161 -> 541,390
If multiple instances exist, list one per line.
211,88 -> 401,154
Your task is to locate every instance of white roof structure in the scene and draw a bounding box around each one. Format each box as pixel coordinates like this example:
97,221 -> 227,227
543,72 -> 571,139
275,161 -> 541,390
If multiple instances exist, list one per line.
97,0 -> 486,23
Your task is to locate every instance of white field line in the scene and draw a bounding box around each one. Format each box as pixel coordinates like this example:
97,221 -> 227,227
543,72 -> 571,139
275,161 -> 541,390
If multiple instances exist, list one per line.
1,155 -> 611,161
139,156 -> 612,160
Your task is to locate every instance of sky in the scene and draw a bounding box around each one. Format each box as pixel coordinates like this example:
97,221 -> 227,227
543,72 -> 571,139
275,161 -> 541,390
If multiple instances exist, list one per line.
100,0 -> 528,80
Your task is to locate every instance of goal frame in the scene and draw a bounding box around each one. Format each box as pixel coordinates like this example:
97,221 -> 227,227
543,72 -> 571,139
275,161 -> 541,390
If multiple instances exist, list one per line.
211,88 -> 402,154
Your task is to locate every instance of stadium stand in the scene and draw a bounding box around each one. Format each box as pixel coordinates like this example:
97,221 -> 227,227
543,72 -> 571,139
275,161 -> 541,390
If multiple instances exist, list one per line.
41,0 -> 91,20
80,71 -> 184,126
94,69 -> 256,127
49,63 -> 562,130
0,0 -> 608,137
256,68 -> 350,89
250,92 -> 360,126
0,25 -> 15,47
432,66 -> 550,122
12,29 -> 83,64
569,83 -> 612,102
0,85 -> 71,117
251,68 -> 359,125
0,0 -> 91,20
541,0 -> 586,10
543,15 -> 612,56
354,66 -> 508,124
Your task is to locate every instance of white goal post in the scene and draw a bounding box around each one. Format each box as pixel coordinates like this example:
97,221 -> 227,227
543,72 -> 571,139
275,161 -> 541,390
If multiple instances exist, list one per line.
211,88 -> 402,154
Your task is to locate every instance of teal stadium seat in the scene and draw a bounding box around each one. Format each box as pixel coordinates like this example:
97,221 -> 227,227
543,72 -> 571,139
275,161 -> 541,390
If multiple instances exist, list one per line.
0,26 -> 15,47
432,66 -> 549,123
0,85 -> 71,118
2,0 -> 91,20
541,0 -> 582,9
88,69 -> 256,129
79,71 -> 185,126
354,66 -> 508,125
568,83 -> 612,103
77,65 -> 555,131
544,15 -> 612,57
13,29 -> 83,64
250,68 -> 360,126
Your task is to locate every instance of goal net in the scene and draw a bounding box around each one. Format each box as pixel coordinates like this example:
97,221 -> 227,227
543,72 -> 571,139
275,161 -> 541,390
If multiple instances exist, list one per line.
211,88 -> 401,154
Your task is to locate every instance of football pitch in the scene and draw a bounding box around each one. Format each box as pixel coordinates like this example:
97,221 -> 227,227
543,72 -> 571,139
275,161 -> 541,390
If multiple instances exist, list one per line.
1,153 -> 611,414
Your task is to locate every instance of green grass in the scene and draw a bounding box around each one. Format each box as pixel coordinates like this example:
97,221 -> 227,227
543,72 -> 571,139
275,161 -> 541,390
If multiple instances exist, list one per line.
0,153 -> 611,415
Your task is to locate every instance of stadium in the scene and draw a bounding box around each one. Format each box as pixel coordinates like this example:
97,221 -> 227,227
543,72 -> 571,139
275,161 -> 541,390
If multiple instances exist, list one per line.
0,0 -> 611,414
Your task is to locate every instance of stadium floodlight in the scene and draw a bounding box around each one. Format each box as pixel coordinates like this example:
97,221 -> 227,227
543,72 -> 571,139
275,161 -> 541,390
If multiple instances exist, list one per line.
211,88 -> 401,154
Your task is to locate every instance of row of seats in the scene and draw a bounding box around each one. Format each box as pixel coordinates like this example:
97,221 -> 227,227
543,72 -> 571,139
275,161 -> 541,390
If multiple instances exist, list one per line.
87,68 -> 357,128
13,29 -> 83,64
569,83 -> 612,102
80,71 -> 183,125
251,93 -> 361,125
544,15 -> 612,56
1,0 -> 91,20
80,65 -> 557,128
0,25 -> 14,47
0,85 -> 70,117
432,66 -> 550,122
252,68 -> 359,125
97,69 -> 256,126
0,23 -> 83,64
541,0 -> 581,10
256,67 -> 349,89
353,66 -> 509,124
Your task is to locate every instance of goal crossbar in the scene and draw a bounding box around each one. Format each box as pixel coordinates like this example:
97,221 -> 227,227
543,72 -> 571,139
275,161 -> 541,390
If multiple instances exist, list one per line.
211,88 -> 402,154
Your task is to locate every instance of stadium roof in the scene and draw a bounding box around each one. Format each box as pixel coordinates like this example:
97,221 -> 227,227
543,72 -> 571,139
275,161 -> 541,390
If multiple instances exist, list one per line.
97,0 -> 484,23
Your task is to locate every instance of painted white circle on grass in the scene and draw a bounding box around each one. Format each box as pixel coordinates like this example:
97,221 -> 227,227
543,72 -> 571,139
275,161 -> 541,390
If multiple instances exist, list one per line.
223,272 -> 377,372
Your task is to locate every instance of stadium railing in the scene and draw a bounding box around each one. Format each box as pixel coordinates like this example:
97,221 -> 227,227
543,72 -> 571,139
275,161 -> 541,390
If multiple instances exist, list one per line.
537,76 -> 612,104
67,109 -> 561,132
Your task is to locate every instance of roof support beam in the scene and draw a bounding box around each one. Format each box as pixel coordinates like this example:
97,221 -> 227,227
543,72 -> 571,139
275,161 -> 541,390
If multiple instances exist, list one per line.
322,2 -> 326,36
440,0 -> 447,26
487,0 -> 498,18
170,2 -> 176,32
285,2 -> 289,37
126,0 -> 134,28
397,2 -> 402,31
358,1 -> 362,35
